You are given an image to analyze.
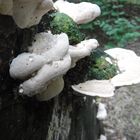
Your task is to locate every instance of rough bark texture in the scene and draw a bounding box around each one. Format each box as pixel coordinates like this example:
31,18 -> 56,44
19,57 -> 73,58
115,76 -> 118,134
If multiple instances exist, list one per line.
0,15 -> 101,140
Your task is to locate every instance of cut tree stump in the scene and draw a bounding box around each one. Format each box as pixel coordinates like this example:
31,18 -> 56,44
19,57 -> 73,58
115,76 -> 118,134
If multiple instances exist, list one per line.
0,14 -> 102,140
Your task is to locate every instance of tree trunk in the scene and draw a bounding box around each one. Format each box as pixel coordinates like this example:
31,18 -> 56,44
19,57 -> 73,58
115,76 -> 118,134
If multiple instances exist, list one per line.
0,15 -> 102,140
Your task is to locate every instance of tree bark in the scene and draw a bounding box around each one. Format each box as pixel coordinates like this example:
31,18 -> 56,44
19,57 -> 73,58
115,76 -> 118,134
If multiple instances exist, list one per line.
0,15 -> 102,140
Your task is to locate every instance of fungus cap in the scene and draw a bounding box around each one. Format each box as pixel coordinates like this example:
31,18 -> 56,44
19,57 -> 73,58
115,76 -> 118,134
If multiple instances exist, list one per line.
9,53 -> 46,80
10,32 -> 69,81
54,0 -> 101,24
9,32 -> 71,98
29,32 -> 69,62
111,70 -> 140,87
0,0 -> 53,28
69,39 -> 99,67
36,76 -> 64,101
105,48 -> 140,87
99,135 -> 107,140
72,80 -> 115,97
96,103 -> 107,120
13,0 -> 53,28
21,54 -> 71,96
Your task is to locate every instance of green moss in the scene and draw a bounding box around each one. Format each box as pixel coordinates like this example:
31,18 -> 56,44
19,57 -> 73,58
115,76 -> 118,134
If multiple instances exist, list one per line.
88,49 -> 118,80
50,12 -> 85,44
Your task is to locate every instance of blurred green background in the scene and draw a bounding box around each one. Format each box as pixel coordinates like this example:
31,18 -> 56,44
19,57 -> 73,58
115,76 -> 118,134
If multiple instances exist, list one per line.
78,0 -> 140,49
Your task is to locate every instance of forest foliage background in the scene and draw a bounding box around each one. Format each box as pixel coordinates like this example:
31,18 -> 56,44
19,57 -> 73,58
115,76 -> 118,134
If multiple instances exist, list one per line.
79,0 -> 140,49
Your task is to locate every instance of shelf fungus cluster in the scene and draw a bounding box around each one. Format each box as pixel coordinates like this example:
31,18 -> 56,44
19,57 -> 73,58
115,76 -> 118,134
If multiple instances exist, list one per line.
8,0 -> 140,103
10,32 -> 99,101
8,0 -> 101,101
72,48 -> 140,122
0,0 -> 53,28
72,48 -> 140,97
10,33 -> 71,101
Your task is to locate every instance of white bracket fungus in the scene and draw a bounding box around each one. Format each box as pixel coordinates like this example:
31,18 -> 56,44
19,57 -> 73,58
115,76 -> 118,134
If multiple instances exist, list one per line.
10,32 -> 98,100
69,39 -> 99,67
10,53 -> 46,80
99,134 -> 107,140
72,48 -> 140,99
29,32 -> 69,61
72,80 -> 115,97
54,0 -> 101,24
0,0 -> 53,28
96,103 -> 107,120
8,0 -> 100,101
20,54 -> 71,96
105,48 -> 140,87
10,32 -> 71,100
36,76 -> 64,101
